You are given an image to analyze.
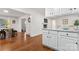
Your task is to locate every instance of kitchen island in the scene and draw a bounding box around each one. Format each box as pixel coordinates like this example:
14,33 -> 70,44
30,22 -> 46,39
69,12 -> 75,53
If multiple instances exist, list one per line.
42,29 -> 79,51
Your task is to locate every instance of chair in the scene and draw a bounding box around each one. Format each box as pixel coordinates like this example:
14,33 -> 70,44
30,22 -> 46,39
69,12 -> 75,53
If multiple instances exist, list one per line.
0,29 -> 6,39
11,29 -> 17,37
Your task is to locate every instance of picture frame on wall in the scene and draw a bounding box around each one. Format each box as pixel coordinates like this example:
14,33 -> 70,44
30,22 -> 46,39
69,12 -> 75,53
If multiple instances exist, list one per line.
28,17 -> 31,23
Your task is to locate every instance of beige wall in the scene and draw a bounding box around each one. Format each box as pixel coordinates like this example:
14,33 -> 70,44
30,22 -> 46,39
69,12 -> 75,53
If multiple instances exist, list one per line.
49,15 -> 79,29
49,14 -> 79,30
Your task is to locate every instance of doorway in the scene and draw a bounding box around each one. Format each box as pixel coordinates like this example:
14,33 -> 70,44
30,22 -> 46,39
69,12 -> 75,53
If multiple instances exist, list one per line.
21,18 -> 26,32
21,17 -> 31,38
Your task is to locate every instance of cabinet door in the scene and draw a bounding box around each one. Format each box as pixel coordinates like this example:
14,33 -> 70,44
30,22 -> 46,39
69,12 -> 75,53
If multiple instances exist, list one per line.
45,8 -> 53,17
42,30 -> 52,46
45,8 -> 60,17
42,30 -> 58,50
48,34 -> 57,49
68,37 -> 78,51
53,8 -> 60,16
58,36 -> 66,51
48,31 -> 58,49
60,8 -> 71,15
58,36 -> 77,51
42,34 -> 49,46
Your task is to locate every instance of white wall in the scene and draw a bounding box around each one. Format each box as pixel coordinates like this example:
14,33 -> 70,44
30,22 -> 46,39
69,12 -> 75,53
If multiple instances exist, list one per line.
18,13 -> 44,37
30,13 -> 44,37
12,8 -> 44,37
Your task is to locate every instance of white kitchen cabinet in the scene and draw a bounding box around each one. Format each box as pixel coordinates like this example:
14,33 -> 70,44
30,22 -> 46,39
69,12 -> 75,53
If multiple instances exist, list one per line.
42,29 -> 79,51
45,8 -> 79,17
45,8 -> 60,17
45,8 -> 54,17
48,31 -> 58,49
42,30 -> 51,46
42,34 -> 49,46
42,30 -> 58,49
54,8 -> 61,16
70,8 -> 79,14
45,8 -> 64,17
48,34 -> 57,49
58,36 -> 77,51
45,8 -> 69,17
60,8 -> 69,15
58,32 -> 78,51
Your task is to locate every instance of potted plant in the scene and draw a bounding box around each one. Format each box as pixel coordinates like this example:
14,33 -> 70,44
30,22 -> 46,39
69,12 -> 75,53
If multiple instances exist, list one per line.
74,19 -> 79,30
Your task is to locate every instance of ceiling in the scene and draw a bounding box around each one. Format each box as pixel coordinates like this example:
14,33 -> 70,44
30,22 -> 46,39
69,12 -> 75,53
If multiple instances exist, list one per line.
18,8 -> 45,16
0,8 -> 45,18
26,8 -> 45,15
0,8 -> 26,18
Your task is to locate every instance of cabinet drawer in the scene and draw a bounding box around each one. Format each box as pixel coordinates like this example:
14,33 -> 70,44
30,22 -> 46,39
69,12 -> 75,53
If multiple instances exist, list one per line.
58,32 -> 67,36
67,33 -> 78,38
46,36 -> 52,38
43,30 -> 48,34
59,32 -> 78,38
48,31 -> 58,35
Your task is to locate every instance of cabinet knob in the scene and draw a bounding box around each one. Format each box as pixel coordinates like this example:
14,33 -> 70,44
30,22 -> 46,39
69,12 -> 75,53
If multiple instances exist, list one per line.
66,33 -> 68,36
76,42 -> 78,44
47,36 -> 51,38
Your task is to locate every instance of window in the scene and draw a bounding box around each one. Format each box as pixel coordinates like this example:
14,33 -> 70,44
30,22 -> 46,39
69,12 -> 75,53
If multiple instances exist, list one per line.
63,19 -> 68,25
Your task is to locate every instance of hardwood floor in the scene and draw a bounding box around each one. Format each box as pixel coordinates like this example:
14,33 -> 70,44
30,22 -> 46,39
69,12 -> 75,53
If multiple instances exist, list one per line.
0,32 -> 53,51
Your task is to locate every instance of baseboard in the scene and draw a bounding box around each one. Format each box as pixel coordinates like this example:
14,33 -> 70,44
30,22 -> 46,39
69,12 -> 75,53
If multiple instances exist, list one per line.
30,34 -> 42,38
42,43 -> 57,51
30,33 -> 42,37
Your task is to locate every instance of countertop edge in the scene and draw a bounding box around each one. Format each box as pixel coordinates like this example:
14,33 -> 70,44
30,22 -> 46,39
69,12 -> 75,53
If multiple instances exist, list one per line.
42,28 -> 79,33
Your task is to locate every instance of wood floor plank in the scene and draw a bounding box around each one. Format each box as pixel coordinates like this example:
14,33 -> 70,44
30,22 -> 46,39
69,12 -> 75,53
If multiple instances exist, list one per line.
0,32 -> 53,51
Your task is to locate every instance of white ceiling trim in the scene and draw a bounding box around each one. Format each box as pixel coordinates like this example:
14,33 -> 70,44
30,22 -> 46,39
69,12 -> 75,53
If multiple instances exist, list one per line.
11,8 -> 31,16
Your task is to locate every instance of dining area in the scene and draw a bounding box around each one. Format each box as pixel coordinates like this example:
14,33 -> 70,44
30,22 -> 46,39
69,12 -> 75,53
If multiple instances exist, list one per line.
0,28 -> 17,40
0,19 -> 17,40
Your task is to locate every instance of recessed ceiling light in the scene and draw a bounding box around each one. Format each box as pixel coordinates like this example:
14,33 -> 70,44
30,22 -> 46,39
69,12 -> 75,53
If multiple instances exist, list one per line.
3,10 -> 9,13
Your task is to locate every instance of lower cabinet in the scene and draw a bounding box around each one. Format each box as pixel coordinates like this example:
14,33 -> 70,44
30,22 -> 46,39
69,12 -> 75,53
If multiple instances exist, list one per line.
42,30 -> 58,49
42,30 -> 79,51
58,36 -> 78,51
42,35 -> 50,46
48,35 -> 57,49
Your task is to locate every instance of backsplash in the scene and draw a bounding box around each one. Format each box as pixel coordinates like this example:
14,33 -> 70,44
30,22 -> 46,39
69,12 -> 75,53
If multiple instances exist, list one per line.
45,14 -> 79,30
55,14 -> 79,30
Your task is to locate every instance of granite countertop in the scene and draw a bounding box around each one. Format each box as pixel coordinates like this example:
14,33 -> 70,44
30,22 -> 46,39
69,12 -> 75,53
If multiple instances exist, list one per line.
42,28 -> 79,33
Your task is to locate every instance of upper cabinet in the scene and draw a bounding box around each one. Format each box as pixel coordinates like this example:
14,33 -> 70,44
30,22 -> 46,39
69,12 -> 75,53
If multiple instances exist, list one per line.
45,8 -> 60,17
45,8 -> 79,17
